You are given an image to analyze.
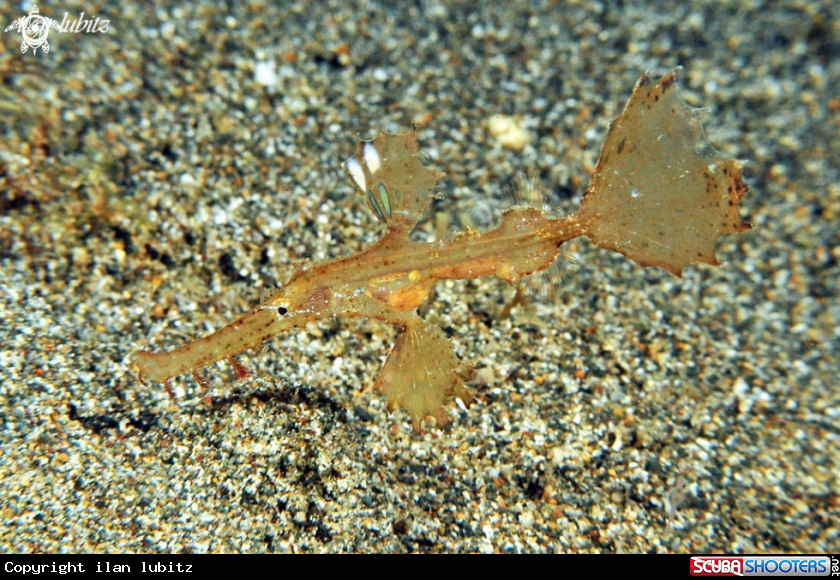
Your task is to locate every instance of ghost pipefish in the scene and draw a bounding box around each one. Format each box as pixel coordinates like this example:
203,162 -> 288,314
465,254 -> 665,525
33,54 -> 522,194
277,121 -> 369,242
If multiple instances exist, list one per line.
135,69 -> 751,432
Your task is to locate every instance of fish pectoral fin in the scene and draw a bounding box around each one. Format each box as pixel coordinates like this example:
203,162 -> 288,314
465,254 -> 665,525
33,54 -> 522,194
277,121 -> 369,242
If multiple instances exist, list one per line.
375,315 -> 473,433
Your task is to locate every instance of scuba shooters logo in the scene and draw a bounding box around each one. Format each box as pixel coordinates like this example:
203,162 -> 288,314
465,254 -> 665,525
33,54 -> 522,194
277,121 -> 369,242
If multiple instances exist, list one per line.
4,4 -> 109,54
691,556 -> 835,577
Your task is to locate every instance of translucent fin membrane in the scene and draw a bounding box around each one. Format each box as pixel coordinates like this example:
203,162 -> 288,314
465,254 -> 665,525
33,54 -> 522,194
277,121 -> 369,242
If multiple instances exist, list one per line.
502,174 -> 554,214
375,314 -> 474,432
502,175 -> 579,303
521,251 -> 580,302
579,68 -> 751,277
342,130 -> 437,234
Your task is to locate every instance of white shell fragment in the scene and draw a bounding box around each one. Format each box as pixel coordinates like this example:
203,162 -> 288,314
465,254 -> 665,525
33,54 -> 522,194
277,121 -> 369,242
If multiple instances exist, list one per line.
487,115 -> 532,150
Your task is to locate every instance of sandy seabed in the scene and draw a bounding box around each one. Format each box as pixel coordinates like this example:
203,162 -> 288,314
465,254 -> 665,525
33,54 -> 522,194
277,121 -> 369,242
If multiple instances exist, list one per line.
0,0 -> 837,553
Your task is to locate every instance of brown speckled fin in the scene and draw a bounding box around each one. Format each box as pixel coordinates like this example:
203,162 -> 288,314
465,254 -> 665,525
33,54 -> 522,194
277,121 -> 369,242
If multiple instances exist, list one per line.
375,314 -> 474,433
342,130 -> 437,235
579,68 -> 751,277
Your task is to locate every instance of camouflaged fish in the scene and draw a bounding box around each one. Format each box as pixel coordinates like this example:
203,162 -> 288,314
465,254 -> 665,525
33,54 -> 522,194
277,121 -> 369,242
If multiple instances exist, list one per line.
135,69 -> 750,432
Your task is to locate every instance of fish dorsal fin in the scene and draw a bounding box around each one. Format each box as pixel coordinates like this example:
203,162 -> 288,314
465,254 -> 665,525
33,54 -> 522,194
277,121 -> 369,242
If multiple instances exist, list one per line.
579,68 -> 751,277
342,130 -> 437,235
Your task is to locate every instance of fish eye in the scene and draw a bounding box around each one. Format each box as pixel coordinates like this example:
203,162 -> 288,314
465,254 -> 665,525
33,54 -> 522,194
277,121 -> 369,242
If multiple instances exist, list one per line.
277,306 -> 288,316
